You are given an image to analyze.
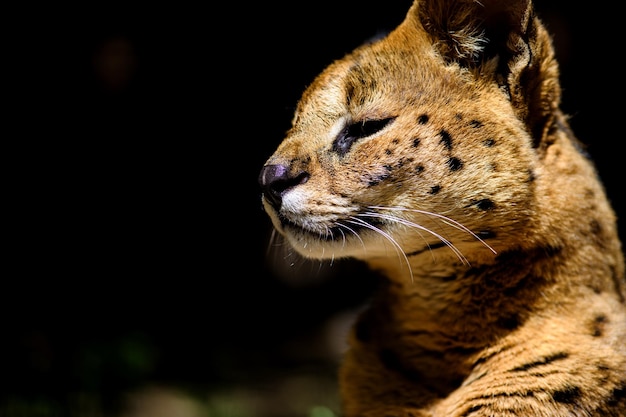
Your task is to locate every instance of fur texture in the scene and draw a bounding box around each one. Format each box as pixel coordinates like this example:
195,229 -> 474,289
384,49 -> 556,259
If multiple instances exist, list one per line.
258,0 -> 626,415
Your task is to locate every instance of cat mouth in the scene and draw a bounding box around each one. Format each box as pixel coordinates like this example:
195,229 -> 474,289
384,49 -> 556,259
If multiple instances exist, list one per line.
278,214 -> 384,242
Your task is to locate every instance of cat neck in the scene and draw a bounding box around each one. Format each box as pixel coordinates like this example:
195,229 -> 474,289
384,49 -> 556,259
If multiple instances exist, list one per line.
363,247 -> 556,346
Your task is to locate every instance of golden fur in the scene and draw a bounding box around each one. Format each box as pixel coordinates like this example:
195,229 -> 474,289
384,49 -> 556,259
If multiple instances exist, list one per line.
258,0 -> 626,415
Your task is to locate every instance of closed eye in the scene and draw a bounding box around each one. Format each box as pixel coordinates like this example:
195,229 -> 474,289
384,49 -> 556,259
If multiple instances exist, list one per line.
332,117 -> 396,156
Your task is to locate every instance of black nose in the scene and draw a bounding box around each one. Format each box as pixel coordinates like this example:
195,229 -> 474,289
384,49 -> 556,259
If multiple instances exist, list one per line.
258,164 -> 309,210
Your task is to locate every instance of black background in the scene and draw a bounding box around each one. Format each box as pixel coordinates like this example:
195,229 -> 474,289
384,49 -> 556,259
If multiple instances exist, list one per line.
5,1 -> 623,416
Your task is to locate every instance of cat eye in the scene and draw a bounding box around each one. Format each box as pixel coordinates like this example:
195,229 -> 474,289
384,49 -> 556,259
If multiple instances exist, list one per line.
332,117 -> 396,156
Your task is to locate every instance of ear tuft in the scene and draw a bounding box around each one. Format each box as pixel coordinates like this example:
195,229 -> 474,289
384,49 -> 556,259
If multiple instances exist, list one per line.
418,0 -> 489,65
415,0 -> 533,66
409,0 -> 560,147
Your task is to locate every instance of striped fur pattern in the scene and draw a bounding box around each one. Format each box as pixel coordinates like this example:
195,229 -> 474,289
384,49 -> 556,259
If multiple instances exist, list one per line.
258,0 -> 626,415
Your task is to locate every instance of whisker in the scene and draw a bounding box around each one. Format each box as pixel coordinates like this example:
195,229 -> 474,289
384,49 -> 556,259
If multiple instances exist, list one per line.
337,222 -> 367,252
267,228 -> 296,267
369,205 -> 497,255
336,226 -> 347,250
266,227 -> 281,258
361,212 -> 469,265
266,226 -> 336,284
347,217 -> 414,282
323,225 -> 339,266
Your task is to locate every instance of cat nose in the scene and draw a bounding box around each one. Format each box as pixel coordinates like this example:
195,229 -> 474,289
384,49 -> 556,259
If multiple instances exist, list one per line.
258,164 -> 309,210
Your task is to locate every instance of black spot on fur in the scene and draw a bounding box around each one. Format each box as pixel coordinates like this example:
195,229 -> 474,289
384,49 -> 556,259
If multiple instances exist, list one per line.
392,138 -> 400,144
417,114 -> 429,124
552,385 -> 581,404
415,164 -> 424,174
405,242 -> 448,257
589,219 -> 603,236
470,390 -> 535,401
429,185 -> 441,194
439,274 -> 457,282
412,138 -> 420,147
527,169 -> 536,182
510,352 -> 569,372
426,242 -> 447,251
405,248 -> 427,257
397,157 -> 414,169
447,157 -> 463,171
460,404 -> 484,416
477,230 -> 496,239
440,130 -> 453,150
483,138 -> 495,146
367,166 -> 393,186
473,198 -> 495,211
470,120 -> 483,128
588,284 -> 603,295
607,383 -> 626,408
591,314 -> 608,337
385,149 -> 393,155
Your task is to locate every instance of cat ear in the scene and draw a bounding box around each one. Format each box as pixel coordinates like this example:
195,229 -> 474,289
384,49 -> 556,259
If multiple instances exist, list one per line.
407,0 -> 561,147
406,0 -> 531,65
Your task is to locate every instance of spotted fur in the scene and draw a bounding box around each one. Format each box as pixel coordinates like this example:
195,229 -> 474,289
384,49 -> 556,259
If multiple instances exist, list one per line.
258,0 -> 626,415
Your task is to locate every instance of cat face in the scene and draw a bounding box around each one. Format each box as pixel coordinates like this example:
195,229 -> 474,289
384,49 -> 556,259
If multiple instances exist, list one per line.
259,27 -> 542,264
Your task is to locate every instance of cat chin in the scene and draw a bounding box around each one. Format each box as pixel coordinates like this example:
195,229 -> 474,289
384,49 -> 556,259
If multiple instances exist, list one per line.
280,226 -> 363,260
284,225 -> 408,262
